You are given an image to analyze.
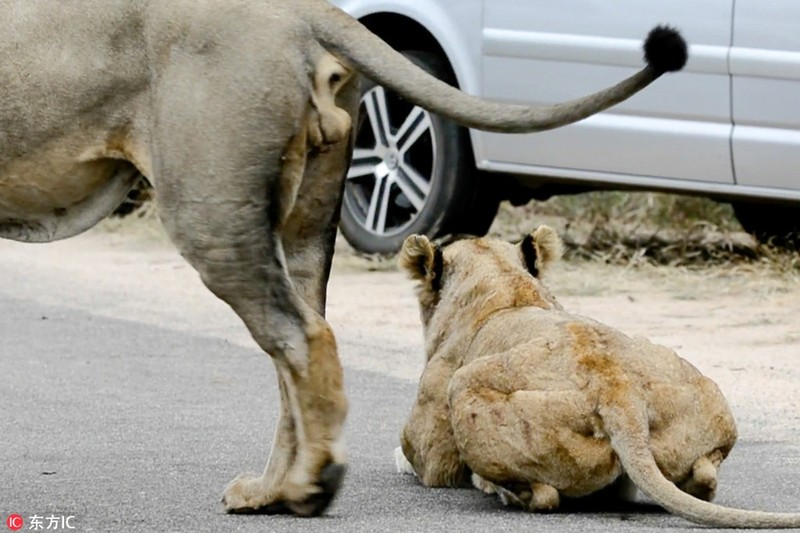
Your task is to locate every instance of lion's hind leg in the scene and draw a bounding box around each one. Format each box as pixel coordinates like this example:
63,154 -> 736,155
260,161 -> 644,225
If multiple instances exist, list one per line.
149,57 -> 348,516
646,377 -> 735,503
448,350 -> 621,512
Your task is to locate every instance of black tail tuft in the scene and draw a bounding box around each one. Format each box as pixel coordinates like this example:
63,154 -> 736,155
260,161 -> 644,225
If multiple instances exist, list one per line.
643,25 -> 688,73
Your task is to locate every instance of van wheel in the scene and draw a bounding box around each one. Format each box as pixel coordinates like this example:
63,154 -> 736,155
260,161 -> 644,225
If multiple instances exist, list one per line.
340,50 -> 498,254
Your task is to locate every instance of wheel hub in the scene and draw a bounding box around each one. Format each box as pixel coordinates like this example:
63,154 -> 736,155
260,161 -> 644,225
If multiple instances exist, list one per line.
384,151 -> 400,170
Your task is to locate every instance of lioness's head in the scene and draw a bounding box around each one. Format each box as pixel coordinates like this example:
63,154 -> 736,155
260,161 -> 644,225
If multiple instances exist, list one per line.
400,226 -> 563,335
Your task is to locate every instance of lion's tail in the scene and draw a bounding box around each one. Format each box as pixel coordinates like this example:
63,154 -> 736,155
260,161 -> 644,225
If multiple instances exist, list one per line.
601,396 -> 800,529
311,2 -> 687,133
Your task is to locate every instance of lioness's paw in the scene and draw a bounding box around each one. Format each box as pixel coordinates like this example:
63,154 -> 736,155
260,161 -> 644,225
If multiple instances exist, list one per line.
496,485 -> 524,508
495,482 -> 560,512
529,483 -> 560,511
678,455 -> 719,502
471,473 -> 498,494
394,446 -> 416,476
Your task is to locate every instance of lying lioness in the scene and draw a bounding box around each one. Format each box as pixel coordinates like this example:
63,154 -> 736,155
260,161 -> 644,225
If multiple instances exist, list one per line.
396,228 -> 800,528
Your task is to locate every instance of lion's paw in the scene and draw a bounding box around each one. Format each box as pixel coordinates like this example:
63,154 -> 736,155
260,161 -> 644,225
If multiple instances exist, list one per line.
496,482 -> 560,512
222,473 -> 285,514
471,473 -> 498,494
678,455 -> 719,502
394,447 -> 416,476
223,463 -> 345,517
282,462 -> 346,517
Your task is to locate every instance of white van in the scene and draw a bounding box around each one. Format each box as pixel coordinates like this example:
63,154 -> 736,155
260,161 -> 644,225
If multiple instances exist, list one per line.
329,0 -> 800,252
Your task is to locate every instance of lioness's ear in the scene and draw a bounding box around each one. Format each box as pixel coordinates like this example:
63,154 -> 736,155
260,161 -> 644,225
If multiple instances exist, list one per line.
519,225 -> 563,277
400,234 -> 444,290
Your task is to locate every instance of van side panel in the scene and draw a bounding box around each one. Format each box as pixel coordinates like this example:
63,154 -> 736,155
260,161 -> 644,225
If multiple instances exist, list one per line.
731,0 -> 800,193
477,0 -> 735,186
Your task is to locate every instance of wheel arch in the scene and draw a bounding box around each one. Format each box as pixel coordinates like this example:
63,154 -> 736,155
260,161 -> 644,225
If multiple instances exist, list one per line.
330,2 -> 482,96
358,13 -> 458,83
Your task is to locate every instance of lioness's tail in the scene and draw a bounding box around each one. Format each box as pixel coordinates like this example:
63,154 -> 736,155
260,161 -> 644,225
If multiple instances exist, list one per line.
312,3 -> 687,133
601,398 -> 800,528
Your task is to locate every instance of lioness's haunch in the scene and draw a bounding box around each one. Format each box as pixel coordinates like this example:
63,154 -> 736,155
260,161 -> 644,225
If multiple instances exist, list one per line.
1,0 -> 687,517
397,228 -> 800,528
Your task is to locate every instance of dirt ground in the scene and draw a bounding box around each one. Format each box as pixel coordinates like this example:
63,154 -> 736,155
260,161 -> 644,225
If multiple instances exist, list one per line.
2,218 -> 799,444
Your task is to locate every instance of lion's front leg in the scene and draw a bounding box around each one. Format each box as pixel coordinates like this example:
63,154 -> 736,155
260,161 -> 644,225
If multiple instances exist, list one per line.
400,357 -> 468,488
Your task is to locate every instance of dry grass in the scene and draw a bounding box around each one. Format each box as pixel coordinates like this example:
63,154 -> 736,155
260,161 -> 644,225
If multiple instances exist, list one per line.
333,192 -> 800,299
488,192 -> 800,277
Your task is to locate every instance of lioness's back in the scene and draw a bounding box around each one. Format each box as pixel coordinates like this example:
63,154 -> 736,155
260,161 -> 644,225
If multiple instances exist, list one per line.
469,307 -> 702,385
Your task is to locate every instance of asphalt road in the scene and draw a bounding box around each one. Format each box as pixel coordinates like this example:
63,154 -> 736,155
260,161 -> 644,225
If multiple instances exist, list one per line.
1,236 -> 799,532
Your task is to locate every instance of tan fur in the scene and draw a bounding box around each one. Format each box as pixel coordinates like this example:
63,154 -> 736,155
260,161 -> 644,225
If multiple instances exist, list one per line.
2,0 -> 684,516
308,53 -> 354,148
530,225 -> 563,274
398,228 -> 800,528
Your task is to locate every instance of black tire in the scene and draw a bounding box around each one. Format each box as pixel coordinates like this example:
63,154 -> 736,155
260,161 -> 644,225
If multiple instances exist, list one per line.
733,201 -> 800,246
339,50 -> 498,254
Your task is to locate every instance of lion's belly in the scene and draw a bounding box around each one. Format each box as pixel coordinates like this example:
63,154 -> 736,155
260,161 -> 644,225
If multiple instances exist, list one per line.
0,130 -> 141,242
0,164 -> 120,220
1,127 -> 122,212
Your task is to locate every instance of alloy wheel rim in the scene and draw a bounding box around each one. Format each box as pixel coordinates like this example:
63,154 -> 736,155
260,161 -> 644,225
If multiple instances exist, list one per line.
344,86 -> 437,237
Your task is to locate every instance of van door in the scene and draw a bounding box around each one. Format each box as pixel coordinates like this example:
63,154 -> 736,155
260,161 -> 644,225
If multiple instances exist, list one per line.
731,0 -> 800,193
477,0 -> 735,186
